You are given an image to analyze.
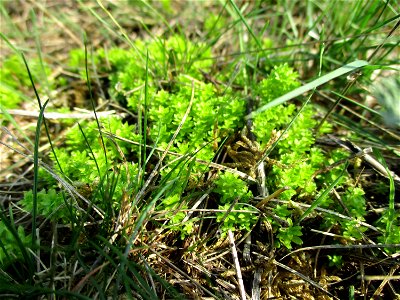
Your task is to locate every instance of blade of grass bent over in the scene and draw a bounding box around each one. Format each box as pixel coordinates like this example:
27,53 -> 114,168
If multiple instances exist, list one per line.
246,60 -> 369,119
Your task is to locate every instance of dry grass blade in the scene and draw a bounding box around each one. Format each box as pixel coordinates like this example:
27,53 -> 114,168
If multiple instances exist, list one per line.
28,0 -> 83,47
228,230 -> 246,300
3,109 -> 117,119
273,259 -> 338,300
369,265 -> 400,299
281,244 -> 400,261
147,247 -> 217,298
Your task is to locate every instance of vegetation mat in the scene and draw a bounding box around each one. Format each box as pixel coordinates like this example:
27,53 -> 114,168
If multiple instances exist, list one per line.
1,1 -> 399,299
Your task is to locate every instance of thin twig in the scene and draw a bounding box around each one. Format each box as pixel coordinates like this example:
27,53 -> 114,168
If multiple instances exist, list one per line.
228,230 -> 246,300
3,109 -> 117,119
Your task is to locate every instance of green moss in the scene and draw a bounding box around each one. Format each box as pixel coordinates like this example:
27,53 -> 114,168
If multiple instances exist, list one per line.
20,189 -> 68,221
0,223 -> 31,266
214,173 -> 257,235
0,84 -> 25,109
204,14 -> 228,33
29,117 -> 140,220
15,36 -> 381,251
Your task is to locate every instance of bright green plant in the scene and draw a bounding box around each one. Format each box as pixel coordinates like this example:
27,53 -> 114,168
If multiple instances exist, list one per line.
204,13 -> 228,33
65,116 -> 140,156
253,65 -> 326,200
68,36 -> 212,96
317,179 -> 370,245
145,79 -> 246,163
0,84 -> 25,109
250,64 -> 376,249
341,220 -> 368,241
340,187 -> 366,218
328,254 -> 344,268
0,1 -> 398,298
20,189 -> 68,221
9,40 -> 381,253
159,194 -> 195,240
267,204 -> 303,249
14,38 -> 240,240
275,218 -> 303,250
376,209 -> 400,253
0,222 -> 31,266
214,172 -> 257,235
154,158 -> 197,239
31,116 -> 140,222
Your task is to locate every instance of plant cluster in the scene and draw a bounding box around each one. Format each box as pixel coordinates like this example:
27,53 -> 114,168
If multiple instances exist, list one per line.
43,116 -> 141,210
1,0 -> 399,298
1,33 -> 398,278
62,37 -> 259,238
0,219 -> 31,266
3,36 -> 396,254
214,172 -> 258,235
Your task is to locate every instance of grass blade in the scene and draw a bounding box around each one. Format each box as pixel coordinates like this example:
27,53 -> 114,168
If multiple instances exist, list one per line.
298,162 -> 349,223
31,99 -> 50,247
0,208 -> 33,280
227,0 -> 262,49
247,60 -> 369,119
0,32 -> 19,53
373,149 -> 396,242
20,53 -> 50,249
83,36 -> 109,169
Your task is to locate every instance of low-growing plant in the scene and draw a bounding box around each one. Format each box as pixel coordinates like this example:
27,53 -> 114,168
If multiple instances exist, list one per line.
20,189 -> 67,221
275,218 -> 303,250
0,221 -> 31,266
327,254 -> 344,268
1,0 -> 399,298
24,116 -> 142,230
10,46 -> 384,252
214,172 -> 258,235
